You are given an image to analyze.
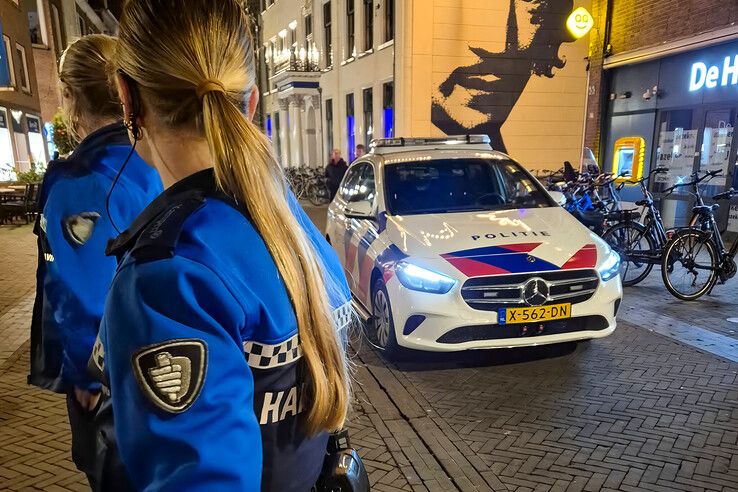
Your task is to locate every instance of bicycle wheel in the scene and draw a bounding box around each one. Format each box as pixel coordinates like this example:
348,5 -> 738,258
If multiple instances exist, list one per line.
602,222 -> 655,286
308,183 -> 330,206
661,230 -> 717,301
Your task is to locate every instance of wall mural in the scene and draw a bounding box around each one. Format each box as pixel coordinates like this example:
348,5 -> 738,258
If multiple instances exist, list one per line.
431,0 -> 576,153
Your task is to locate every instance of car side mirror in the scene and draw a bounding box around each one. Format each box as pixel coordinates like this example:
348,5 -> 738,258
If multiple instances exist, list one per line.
548,191 -> 567,206
345,201 -> 377,221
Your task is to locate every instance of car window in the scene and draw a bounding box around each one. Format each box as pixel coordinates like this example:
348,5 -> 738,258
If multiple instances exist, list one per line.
383,158 -> 554,216
338,164 -> 363,202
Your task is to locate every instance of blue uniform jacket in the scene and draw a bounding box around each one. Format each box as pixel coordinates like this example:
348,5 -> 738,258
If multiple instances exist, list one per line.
28,122 -> 162,392
95,168 -> 352,491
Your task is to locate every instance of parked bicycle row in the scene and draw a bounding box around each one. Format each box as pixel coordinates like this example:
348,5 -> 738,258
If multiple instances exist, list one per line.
284,166 -> 332,206
537,166 -> 738,301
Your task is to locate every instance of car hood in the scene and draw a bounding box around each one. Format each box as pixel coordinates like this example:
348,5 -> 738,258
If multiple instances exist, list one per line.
382,207 -> 607,276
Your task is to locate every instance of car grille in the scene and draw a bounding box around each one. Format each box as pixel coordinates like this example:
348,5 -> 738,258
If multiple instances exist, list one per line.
436,315 -> 610,344
460,270 -> 600,312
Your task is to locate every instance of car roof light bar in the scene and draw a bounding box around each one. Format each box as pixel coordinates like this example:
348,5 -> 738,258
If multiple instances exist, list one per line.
370,135 -> 491,149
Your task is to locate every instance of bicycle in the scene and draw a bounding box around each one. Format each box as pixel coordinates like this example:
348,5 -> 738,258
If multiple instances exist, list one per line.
661,186 -> 738,301
603,169 -> 721,287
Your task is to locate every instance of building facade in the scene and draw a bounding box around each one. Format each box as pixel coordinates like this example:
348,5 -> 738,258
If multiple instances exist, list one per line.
1,0 -> 119,176
585,0 -> 738,230
1,0 -> 44,177
259,0 -> 592,171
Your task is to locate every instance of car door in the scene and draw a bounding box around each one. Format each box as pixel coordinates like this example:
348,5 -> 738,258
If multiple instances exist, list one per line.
348,164 -> 380,301
327,164 -> 364,290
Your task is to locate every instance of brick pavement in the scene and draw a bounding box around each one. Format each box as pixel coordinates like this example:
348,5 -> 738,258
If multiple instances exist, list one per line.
2,214 -> 738,491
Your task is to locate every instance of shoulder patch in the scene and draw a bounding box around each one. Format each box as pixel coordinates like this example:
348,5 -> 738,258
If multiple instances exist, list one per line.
132,339 -> 207,413
63,212 -> 100,246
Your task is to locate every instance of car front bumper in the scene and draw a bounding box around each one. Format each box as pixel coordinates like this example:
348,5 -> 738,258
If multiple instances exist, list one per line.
385,273 -> 622,352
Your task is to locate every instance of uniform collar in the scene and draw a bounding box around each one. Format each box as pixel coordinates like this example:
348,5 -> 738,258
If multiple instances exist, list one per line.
70,121 -> 130,160
106,167 -> 218,258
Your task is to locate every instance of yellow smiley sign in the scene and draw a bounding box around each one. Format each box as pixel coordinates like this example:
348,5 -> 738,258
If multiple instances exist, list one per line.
567,7 -> 594,39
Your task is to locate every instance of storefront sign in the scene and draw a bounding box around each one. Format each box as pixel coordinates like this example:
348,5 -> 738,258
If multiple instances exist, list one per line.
0,21 -> 9,87
689,55 -> 738,91
566,7 -> 594,40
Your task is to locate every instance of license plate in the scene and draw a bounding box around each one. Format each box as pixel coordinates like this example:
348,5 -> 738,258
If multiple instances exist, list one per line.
498,303 -> 571,325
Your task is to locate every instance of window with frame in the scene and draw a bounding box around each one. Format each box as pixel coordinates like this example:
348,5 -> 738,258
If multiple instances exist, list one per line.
2,36 -> 16,89
305,14 -> 313,40
363,88 -> 373,147
363,0 -> 373,51
325,98 -> 334,154
346,0 -> 355,57
323,2 -> 332,67
51,4 -> 65,57
384,0 -> 394,42
274,112 -> 281,157
346,93 -> 355,161
383,82 -> 394,138
16,45 -> 30,93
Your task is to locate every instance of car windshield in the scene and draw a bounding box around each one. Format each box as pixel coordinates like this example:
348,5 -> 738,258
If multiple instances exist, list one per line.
384,158 -> 554,215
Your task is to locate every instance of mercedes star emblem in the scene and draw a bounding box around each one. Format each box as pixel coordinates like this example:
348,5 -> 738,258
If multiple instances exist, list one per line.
522,278 -> 549,307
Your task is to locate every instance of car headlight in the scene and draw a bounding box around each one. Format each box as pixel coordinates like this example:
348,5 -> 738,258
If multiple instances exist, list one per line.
598,248 -> 621,282
395,261 -> 457,294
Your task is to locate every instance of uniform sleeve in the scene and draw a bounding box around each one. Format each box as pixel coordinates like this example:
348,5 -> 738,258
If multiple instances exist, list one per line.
43,177 -> 119,390
102,256 -> 262,492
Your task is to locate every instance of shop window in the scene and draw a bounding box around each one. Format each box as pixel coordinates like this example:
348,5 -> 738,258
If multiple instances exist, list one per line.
0,107 -> 14,179
266,114 -> 272,140
2,36 -> 15,88
383,82 -> 394,138
325,98 -> 333,155
363,0 -> 373,51
346,93 -> 355,161
16,44 -> 30,93
612,137 -> 645,184
363,88 -> 373,147
27,115 -> 46,167
274,112 -> 281,159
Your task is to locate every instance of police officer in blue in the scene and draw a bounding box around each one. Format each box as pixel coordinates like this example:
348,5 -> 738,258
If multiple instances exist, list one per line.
28,34 -> 162,490
94,1 -> 355,490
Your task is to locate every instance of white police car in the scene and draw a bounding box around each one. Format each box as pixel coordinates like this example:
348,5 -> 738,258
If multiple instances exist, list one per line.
326,136 -> 622,356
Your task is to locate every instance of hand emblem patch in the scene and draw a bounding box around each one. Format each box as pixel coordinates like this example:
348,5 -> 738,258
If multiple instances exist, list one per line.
63,212 -> 100,246
133,339 -> 207,413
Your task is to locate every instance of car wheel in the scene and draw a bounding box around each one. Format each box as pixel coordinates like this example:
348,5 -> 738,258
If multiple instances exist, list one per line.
371,279 -> 400,359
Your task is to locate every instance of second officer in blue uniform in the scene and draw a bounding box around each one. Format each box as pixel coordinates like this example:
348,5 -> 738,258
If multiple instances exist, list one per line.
28,34 -> 162,490
95,1 -> 353,489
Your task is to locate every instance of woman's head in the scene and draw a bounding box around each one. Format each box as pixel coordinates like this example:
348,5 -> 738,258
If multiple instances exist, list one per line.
58,34 -> 120,141
115,0 -> 350,434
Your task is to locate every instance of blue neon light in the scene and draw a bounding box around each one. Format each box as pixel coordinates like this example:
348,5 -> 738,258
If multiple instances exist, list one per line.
383,108 -> 394,138
347,115 -> 355,161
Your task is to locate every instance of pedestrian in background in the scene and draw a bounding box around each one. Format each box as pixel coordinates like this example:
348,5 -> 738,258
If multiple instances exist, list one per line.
28,34 -> 162,491
326,148 -> 347,199
355,144 -> 366,160
98,0 -> 352,489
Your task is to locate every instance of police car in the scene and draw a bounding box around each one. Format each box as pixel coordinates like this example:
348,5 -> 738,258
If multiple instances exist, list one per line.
326,136 -> 623,356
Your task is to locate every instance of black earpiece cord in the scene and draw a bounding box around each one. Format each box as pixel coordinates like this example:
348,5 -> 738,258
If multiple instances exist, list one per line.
105,137 -> 138,235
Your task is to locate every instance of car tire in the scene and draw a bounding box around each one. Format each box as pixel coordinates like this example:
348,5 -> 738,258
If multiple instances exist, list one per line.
371,279 -> 401,359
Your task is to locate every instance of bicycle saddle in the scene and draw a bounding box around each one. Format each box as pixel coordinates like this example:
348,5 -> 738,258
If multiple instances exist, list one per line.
692,204 -> 719,213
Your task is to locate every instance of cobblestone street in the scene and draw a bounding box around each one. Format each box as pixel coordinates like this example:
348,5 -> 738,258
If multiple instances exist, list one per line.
1,209 -> 738,491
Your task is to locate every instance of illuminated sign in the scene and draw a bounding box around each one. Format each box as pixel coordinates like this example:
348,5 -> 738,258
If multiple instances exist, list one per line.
689,55 -> 738,91
566,7 -> 594,40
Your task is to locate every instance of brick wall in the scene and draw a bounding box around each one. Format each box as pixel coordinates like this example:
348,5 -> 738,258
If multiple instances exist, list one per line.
585,0 -> 738,157
33,0 -> 63,124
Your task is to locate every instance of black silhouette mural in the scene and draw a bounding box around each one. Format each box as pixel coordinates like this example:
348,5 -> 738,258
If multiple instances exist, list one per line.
432,0 -> 576,153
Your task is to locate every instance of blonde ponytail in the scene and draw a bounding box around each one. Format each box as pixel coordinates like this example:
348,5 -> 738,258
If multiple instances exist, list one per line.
202,91 -> 349,433
116,0 -> 349,434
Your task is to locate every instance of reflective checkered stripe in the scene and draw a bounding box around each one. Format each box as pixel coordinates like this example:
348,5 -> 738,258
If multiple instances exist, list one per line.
333,301 -> 353,331
244,334 -> 301,369
243,302 -> 352,369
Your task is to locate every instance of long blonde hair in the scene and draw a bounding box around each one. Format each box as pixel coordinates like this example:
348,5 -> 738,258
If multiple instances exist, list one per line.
58,34 -> 119,142
115,0 -> 349,434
